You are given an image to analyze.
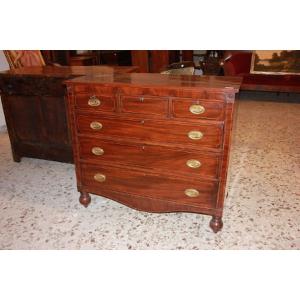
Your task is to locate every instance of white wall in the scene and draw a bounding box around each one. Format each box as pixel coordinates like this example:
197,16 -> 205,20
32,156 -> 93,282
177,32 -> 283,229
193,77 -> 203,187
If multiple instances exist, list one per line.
0,50 -> 10,129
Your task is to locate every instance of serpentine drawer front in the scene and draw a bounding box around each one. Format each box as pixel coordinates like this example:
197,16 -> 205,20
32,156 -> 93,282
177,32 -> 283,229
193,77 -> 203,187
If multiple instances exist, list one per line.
65,73 -> 241,233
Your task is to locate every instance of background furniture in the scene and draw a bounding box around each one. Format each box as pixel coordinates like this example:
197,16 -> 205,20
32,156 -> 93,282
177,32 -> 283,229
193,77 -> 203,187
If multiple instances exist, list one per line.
131,50 -> 180,73
69,56 -> 96,66
41,50 -> 70,65
42,50 -> 132,66
65,73 -> 241,232
4,50 -> 46,69
160,61 -> 195,75
0,65 -> 139,163
222,51 -> 252,76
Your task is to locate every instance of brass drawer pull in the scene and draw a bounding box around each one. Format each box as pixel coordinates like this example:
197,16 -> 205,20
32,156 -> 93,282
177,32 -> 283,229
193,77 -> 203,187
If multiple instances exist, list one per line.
91,147 -> 104,156
185,188 -> 200,197
94,173 -> 106,182
188,130 -> 203,140
88,95 -> 101,107
186,159 -> 201,169
189,104 -> 205,115
90,121 -> 103,130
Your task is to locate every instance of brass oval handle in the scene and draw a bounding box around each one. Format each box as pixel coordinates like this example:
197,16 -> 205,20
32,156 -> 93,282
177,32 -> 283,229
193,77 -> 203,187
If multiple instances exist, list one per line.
188,131 -> 203,140
94,173 -> 106,182
90,121 -> 103,130
88,96 -> 101,107
186,159 -> 201,169
189,104 -> 205,115
185,188 -> 200,197
91,147 -> 104,156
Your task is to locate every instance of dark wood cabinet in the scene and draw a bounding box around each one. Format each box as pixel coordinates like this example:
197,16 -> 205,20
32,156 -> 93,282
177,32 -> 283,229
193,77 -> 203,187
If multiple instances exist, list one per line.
0,65 -> 139,163
131,51 -> 180,73
65,73 -> 241,232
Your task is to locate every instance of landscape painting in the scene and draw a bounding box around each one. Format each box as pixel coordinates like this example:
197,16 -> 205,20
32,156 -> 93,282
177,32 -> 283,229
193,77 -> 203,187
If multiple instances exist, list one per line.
251,50 -> 300,74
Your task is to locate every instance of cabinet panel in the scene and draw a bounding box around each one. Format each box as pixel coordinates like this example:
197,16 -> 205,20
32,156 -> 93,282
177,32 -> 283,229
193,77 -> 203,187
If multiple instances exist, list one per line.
7,95 -> 43,142
40,96 -> 70,145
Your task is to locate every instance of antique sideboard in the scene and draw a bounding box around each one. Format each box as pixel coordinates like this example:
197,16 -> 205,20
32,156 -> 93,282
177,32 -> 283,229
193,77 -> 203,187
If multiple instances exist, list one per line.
0,65 -> 138,163
65,73 -> 241,232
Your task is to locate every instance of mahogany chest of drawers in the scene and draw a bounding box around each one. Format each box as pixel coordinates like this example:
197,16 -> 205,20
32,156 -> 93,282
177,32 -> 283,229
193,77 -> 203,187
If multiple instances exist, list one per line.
65,73 -> 241,232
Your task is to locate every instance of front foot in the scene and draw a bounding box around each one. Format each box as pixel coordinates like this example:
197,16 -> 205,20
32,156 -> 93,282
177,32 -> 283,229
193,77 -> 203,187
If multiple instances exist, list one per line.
209,216 -> 223,233
79,192 -> 91,207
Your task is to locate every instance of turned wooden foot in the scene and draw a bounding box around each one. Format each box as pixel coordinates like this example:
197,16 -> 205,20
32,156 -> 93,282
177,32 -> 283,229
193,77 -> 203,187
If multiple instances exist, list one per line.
79,192 -> 91,207
12,151 -> 21,162
209,216 -> 223,233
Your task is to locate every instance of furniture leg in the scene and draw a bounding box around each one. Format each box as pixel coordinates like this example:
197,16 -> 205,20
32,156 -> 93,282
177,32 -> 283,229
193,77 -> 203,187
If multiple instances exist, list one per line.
209,216 -> 223,233
79,192 -> 91,207
12,150 -> 21,162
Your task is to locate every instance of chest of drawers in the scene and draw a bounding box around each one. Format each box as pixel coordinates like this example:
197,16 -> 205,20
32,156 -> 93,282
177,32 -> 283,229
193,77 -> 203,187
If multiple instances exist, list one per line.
65,73 -> 241,232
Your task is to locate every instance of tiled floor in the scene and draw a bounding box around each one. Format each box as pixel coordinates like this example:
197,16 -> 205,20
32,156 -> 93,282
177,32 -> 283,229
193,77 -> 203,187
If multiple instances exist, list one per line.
0,99 -> 299,249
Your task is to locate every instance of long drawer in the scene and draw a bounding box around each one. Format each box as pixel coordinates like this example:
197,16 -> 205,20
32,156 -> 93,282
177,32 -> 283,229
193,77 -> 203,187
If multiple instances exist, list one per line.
80,163 -> 218,208
75,113 -> 224,150
78,137 -> 220,179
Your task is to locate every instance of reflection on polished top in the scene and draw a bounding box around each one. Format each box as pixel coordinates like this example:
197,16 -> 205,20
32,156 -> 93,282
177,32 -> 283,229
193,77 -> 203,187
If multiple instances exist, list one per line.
0,65 -> 139,77
65,73 -> 242,92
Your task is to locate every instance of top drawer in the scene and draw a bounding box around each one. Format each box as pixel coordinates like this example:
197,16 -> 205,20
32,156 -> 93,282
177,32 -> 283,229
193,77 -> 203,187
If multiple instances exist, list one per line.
75,93 -> 116,112
172,98 -> 225,120
120,95 -> 168,117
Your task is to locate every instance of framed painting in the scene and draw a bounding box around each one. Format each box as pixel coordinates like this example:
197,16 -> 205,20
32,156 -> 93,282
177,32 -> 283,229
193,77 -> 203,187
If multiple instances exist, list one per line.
250,50 -> 300,75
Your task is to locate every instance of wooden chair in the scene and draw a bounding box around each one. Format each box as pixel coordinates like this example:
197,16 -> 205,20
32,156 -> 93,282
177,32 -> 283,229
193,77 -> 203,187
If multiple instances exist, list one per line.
4,50 -> 46,69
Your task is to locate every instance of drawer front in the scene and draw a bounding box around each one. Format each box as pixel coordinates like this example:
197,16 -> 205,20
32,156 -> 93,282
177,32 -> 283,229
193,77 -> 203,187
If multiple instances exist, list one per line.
74,84 -> 91,93
76,114 -> 223,150
120,95 -> 168,117
78,137 -> 220,179
81,163 -> 217,208
172,98 -> 224,120
75,94 -> 115,112
73,85 -> 116,94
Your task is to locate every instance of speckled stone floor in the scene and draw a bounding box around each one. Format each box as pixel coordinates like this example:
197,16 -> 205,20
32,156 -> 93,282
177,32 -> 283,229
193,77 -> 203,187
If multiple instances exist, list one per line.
0,99 -> 299,249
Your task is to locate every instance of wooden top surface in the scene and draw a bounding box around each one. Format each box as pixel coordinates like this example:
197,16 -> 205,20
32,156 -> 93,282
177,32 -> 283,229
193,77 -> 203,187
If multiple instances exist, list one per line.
65,73 -> 242,93
0,65 -> 139,77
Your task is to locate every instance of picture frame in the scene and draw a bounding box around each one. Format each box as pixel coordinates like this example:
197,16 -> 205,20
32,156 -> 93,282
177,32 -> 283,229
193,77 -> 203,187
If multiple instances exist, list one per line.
250,50 -> 300,75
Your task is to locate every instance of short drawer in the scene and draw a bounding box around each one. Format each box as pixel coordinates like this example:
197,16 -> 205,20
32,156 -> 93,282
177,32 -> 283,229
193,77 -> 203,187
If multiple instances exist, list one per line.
120,95 -> 168,117
172,98 -> 224,120
73,85 -> 115,94
80,163 -> 217,208
76,113 -> 224,150
73,84 -> 91,93
75,93 -> 115,112
78,137 -> 221,179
